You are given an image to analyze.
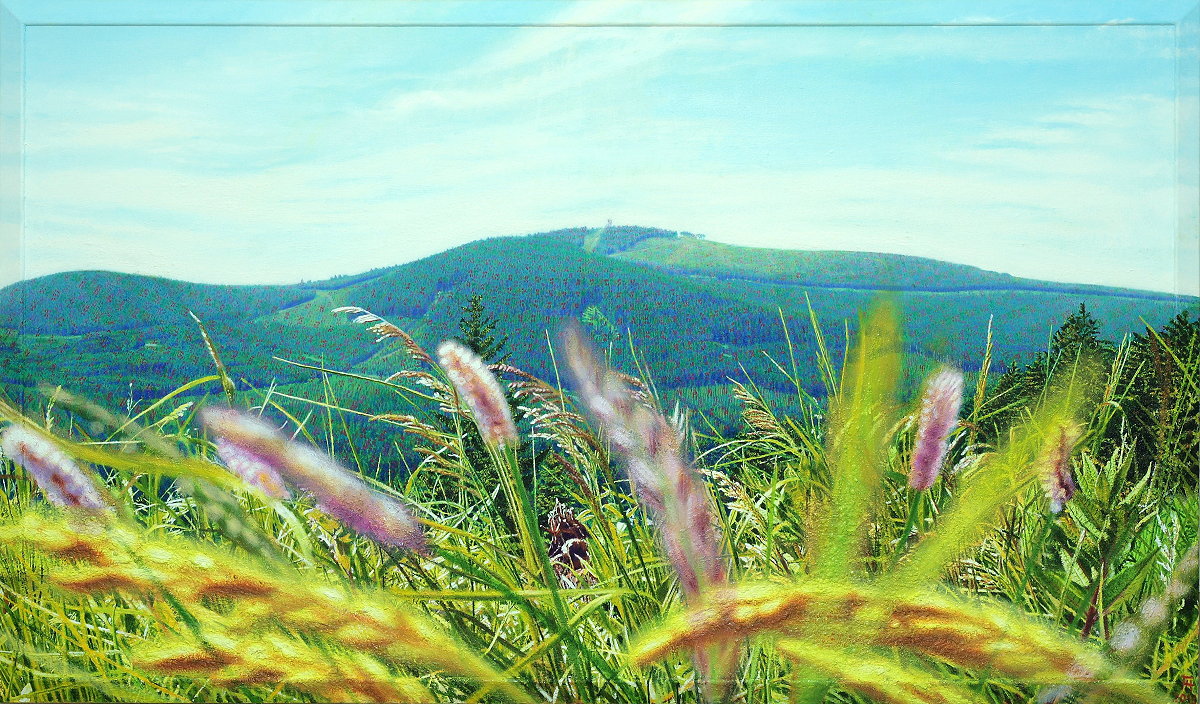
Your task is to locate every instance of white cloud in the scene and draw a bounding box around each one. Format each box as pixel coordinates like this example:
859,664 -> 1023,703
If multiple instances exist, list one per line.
10,10 -> 1189,296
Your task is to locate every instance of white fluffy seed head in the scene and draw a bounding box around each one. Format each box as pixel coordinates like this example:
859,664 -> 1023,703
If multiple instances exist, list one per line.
437,340 -> 518,448
1140,598 -> 1166,623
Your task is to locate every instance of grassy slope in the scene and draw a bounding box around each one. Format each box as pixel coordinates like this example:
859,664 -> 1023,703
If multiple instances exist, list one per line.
612,231 -> 1183,299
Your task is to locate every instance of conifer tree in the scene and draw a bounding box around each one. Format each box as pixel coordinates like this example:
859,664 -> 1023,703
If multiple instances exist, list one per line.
444,295 -> 571,518
457,294 -> 510,364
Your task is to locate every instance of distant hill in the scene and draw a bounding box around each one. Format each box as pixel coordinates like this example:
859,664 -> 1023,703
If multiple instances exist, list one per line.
1,225 -> 1194,417
558,225 -> 1180,298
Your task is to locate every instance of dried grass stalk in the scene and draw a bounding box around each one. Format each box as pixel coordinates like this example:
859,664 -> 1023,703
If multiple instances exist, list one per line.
332,305 -> 433,363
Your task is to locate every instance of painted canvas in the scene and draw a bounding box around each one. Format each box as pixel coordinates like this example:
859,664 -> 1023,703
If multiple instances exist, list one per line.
0,2 -> 1197,702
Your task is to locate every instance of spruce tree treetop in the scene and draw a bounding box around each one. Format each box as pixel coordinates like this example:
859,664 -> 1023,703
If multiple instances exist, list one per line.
457,294 -> 510,364
1051,303 -> 1114,361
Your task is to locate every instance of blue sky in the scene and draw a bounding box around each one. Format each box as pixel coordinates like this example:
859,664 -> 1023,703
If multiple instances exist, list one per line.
6,0 -> 1198,294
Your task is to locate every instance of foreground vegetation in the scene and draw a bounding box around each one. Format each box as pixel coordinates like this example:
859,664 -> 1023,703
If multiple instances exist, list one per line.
0,297 -> 1196,703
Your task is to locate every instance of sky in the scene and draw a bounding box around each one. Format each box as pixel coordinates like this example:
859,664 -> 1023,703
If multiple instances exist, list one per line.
4,0 -> 1198,294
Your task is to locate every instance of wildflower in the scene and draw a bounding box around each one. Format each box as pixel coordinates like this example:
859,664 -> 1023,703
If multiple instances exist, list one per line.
909,367 -> 963,490
437,340 -> 518,449
199,408 -> 426,552
1039,423 -> 1080,513
0,424 -> 107,511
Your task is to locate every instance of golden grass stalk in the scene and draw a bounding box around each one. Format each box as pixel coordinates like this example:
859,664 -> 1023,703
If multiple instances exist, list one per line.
200,407 -> 425,552
0,424 -> 109,512
808,301 -> 901,580
775,641 -> 980,704
0,510 -> 533,703
136,618 -> 433,703
437,340 -> 518,449
630,580 -> 1170,704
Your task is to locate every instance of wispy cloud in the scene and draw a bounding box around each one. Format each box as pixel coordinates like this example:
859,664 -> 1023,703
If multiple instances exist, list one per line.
11,4 -> 1190,295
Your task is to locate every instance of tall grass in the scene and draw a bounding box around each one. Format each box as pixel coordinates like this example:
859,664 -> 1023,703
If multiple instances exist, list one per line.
0,301 -> 1195,703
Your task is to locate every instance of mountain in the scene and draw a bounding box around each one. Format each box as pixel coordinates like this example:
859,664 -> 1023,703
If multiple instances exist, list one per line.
1,226 -> 1194,416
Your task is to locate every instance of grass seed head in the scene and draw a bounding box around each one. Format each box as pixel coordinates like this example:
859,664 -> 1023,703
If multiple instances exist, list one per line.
212,438 -> 289,499
1039,423 -> 1081,513
333,305 -> 433,363
0,424 -> 108,511
200,407 -> 426,551
631,580 -> 1162,703
909,367 -> 963,491
564,327 -> 727,599
437,340 -> 519,448
138,621 -> 435,704
0,512 -> 116,563
564,324 -> 736,685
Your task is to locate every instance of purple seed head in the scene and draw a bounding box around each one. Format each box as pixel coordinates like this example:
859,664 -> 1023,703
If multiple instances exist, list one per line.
908,367 -> 964,490
199,407 -> 426,551
563,325 -> 735,684
437,341 -> 518,449
0,425 -> 108,511
212,438 -> 289,499
1040,423 -> 1081,513
564,327 -> 726,601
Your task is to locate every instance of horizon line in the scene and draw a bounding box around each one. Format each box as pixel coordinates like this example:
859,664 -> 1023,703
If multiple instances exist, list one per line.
5,225 -> 1197,301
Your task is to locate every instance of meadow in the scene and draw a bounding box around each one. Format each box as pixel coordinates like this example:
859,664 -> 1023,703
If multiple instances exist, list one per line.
0,292 -> 1196,704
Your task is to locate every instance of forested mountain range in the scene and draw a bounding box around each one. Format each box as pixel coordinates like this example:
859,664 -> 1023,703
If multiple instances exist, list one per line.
1,225 -> 1193,414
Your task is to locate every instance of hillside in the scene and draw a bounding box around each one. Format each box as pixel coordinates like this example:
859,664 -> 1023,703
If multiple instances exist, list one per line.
1,226 -> 1194,414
